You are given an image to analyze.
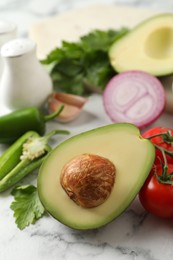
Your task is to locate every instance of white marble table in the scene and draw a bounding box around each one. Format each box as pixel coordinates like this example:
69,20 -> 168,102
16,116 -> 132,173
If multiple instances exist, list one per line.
1,1 -> 173,260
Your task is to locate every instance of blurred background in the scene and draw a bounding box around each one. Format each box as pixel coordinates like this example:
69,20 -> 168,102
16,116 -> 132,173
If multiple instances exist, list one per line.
1,0 -> 173,36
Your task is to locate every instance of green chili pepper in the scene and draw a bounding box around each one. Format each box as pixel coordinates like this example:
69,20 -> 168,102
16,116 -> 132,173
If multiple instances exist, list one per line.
0,105 -> 64,144
0,129 -> 69,192
0,131 -> 39,181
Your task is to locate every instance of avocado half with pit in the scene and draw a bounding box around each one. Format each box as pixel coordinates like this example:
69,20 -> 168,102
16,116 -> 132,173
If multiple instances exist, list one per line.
109,14 -> 173,76
37,123 -> 155,230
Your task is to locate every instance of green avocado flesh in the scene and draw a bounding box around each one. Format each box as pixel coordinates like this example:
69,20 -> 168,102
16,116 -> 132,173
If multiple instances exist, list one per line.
37,123 -> 155,230
109,14 -> 173,76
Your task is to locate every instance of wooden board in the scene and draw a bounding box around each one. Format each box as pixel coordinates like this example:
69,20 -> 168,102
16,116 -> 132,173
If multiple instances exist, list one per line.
29,4 -> 160,60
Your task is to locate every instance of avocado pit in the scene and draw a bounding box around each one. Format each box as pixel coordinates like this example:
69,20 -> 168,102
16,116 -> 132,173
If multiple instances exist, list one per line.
60,154 -> 116,208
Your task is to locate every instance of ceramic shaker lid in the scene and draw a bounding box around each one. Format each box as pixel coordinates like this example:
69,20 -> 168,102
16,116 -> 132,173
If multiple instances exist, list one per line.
1,38 -> 35,57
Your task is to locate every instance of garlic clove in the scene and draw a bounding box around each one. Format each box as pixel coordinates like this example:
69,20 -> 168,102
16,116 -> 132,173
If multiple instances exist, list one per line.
48,92 -> 87,122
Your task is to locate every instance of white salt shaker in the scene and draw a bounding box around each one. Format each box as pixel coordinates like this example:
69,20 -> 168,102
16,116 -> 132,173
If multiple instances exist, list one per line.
0,38 -> 52,115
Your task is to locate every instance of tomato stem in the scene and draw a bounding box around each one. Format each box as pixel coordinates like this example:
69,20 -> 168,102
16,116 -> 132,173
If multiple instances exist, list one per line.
144,130 -> 173,185
153,144 -> 173,184
154,144 -> 173,158
147,131 -> 173,144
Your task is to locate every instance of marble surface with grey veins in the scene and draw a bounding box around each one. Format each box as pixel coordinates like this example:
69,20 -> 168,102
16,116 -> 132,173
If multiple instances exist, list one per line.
1,1 -> 173,260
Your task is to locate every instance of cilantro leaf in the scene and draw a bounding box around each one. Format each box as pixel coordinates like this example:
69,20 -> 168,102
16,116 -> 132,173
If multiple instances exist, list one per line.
41,28 -> 129,96
10,185 -> 45,230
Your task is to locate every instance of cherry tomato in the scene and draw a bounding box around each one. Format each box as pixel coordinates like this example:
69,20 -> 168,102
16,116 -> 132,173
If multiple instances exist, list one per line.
142,127 -> 173,164
139,163 -> 173,218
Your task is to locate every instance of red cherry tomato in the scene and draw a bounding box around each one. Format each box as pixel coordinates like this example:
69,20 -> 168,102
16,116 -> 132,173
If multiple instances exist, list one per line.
142,127 -> 173,164
139,163 -> 173,218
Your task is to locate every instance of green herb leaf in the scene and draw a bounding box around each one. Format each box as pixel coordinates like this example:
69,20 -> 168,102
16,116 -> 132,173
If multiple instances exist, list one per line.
80,28 -> 128,52
10,185 -> 45,230
41,28 -> 129,95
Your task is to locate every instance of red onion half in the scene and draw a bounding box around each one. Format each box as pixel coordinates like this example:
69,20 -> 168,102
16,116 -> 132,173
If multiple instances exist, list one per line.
103,71 -> 166,128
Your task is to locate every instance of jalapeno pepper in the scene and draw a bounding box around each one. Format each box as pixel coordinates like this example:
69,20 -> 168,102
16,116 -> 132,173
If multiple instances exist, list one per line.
0,105 -> 64,144
0,129 -> 69,192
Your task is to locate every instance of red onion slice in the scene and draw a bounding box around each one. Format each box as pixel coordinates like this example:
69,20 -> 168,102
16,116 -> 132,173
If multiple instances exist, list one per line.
103,71 -> 166,128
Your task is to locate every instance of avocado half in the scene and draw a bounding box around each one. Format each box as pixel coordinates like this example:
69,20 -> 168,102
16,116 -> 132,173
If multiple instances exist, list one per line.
109,14 -> 173,76
37,123 -> 155,230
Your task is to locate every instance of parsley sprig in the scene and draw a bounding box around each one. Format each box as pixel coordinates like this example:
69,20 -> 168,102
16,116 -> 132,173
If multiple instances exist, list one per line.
41,28 -> 129,95
10,185 -> 45,230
